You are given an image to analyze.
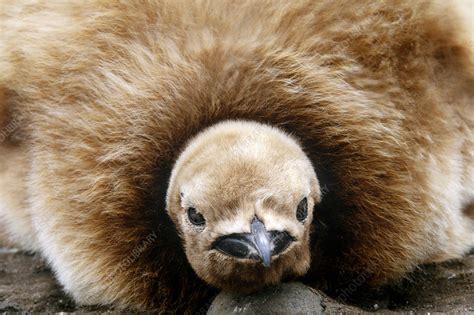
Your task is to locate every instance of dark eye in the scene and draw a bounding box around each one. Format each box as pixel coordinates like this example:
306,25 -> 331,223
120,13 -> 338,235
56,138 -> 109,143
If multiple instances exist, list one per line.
296,197 -> 308,222
187,207 -> 206,226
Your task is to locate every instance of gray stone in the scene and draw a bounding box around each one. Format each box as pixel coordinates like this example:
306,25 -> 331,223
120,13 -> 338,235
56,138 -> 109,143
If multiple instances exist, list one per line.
207,282 -> 323,315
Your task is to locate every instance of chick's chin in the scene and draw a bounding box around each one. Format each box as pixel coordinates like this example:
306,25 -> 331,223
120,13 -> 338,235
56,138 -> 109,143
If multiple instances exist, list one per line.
185,238 -> 312,293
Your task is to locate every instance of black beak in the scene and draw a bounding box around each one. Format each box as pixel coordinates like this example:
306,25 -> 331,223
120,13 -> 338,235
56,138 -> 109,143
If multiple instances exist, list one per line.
211,217 -> 295,267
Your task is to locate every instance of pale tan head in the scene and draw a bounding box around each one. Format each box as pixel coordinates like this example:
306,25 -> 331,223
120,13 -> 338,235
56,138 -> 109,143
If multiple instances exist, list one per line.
166,120 -> 320,292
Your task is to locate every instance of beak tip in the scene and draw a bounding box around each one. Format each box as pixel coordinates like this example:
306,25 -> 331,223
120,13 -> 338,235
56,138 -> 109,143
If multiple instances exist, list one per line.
261,252 -> 271,267
251,217 -> 273,267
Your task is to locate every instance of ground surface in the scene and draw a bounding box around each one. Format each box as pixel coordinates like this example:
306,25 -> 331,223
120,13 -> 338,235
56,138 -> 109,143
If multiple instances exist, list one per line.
0,248 -> 473,314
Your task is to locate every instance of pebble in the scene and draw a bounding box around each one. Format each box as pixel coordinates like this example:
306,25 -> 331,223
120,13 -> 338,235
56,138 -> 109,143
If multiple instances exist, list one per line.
208,282 -> 323,314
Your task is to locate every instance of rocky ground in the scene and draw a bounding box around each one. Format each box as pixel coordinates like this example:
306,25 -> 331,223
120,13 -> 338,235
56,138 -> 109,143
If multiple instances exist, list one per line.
0,248 -> 473,314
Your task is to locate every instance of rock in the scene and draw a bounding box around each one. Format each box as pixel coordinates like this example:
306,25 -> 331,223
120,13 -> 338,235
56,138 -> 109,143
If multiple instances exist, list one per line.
207,282 -> 323,315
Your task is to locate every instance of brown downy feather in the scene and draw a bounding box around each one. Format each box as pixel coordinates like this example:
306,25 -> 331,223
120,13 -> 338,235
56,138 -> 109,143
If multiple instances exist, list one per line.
0,0 -> 472,312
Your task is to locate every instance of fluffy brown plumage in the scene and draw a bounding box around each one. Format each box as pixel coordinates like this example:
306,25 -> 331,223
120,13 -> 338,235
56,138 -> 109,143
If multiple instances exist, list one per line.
0,0 -> 473,312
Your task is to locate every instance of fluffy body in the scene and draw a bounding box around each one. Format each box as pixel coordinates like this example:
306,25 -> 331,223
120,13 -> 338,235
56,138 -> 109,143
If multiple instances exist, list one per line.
0,0 -> 473,312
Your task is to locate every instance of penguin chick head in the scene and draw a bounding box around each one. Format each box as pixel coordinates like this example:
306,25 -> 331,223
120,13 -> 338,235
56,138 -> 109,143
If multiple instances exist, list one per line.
166,120 -> 320,292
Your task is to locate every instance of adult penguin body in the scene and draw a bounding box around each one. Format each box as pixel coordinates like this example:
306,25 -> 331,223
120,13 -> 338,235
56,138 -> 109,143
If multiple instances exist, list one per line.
0,0 -> 473,312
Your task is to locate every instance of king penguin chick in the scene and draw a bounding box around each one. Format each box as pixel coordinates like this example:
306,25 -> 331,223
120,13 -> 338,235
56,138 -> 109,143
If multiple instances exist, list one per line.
166,121 -> 320,292
0,0 -> 473,313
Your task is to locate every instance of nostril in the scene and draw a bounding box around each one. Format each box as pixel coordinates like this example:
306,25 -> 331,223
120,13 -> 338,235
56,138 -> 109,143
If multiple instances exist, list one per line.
270,231 -> 295,256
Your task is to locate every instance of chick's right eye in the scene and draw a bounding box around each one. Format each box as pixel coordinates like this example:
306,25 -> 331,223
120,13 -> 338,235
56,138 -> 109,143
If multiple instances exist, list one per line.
187,207 -> 206,226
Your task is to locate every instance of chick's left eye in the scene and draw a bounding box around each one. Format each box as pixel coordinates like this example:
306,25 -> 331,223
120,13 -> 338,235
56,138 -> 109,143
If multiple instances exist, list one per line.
296,197 -> 308,222
187,207 -> 206,226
